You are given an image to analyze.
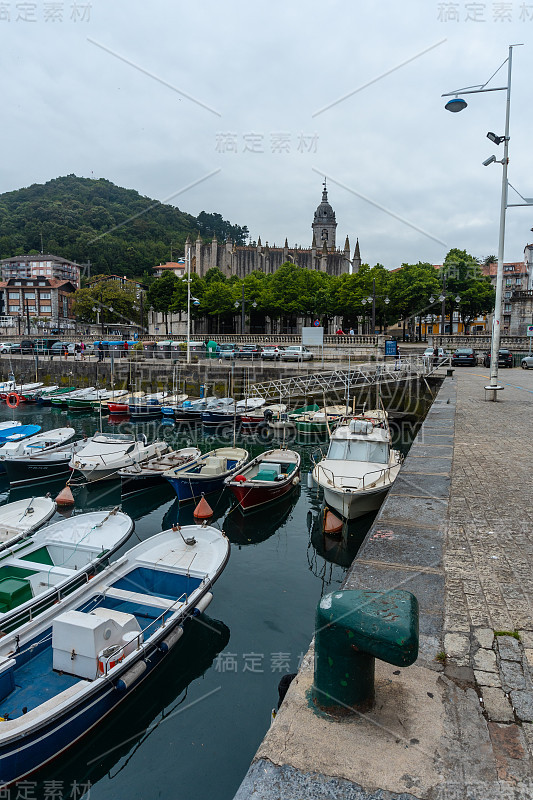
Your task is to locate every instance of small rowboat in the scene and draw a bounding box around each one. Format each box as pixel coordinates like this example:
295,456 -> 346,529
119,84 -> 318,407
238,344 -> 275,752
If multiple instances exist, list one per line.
164,447 -> 249,502
225,448 -> 301,512
119,446 -> 201,496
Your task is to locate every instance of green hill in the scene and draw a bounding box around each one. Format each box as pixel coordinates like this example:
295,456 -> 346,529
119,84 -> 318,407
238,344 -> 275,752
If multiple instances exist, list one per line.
0,175 -> 248,279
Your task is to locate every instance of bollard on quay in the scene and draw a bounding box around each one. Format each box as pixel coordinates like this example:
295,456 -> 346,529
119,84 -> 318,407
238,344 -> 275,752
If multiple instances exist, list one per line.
311,589 -> 419,712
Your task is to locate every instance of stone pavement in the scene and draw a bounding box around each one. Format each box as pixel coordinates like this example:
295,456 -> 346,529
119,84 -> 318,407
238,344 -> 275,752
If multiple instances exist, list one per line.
234,368 -> 533,800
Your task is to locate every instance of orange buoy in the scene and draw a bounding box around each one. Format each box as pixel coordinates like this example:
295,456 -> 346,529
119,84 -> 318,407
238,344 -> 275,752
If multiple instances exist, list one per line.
323,508 -> 343,536
193,494 -> 213,521
55,484 -> 75,506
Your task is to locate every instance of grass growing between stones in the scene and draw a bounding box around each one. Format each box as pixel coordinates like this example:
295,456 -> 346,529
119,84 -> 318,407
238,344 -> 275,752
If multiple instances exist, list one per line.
494,630 -> 520,640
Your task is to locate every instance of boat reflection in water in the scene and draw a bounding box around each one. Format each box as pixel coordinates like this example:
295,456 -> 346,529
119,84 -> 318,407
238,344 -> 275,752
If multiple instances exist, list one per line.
162,490 -> 232,530
223,486 -> 300,547
307,503 -> 374,577
33,614 -> 230,792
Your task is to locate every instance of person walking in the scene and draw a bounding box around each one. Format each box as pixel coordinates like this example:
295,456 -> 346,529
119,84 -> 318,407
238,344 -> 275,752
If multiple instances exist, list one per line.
98,341 -> 104,362
80,341 -> 85,361
75,342 -> 81,362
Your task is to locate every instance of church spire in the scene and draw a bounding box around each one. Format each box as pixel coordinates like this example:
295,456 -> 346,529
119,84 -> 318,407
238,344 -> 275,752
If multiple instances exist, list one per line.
344,235 -> 350,253
322,177 -> 328,202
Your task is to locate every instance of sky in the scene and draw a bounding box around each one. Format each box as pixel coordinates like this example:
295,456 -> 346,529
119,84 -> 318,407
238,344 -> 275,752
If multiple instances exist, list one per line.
1,0 -> 532,270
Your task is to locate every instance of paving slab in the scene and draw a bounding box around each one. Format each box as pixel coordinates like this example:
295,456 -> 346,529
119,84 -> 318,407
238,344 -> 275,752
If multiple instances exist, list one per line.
389,472 -> 451,499
510,690 -> 533,722
481,688 -> 515,723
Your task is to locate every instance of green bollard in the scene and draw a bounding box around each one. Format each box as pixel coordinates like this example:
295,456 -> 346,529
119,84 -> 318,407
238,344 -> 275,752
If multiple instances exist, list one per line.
311,589 -> 419,713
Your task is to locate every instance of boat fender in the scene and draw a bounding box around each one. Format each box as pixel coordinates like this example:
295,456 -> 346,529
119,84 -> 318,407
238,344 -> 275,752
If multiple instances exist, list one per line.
192,592 -> 213,617
6,393 -> 20,409
234,475 -> 246,483
292,475 -> 300,485
160,625 -> 184,653
115,660 -> 147,692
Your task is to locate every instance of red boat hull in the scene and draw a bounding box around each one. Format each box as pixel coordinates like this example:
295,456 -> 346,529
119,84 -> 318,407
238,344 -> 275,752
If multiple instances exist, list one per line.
228,472 -> 299,511
107,402 -> 129,414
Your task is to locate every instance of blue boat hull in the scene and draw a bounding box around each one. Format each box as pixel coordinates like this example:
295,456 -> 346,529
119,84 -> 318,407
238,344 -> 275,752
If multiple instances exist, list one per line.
165,474 -> 226,502
0,424 -> 41,444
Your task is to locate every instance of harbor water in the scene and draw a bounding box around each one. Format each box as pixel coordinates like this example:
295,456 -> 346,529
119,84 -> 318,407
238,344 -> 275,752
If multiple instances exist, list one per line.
0,402 -> 421,800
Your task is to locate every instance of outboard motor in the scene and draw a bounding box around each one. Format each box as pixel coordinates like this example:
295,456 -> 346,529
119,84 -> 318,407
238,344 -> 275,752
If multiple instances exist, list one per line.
263,408 -> 273,422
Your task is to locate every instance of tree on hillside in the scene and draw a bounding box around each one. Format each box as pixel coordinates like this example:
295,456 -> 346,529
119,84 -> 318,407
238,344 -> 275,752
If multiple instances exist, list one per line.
72,279 -> 139,328
147,271 -> 180,334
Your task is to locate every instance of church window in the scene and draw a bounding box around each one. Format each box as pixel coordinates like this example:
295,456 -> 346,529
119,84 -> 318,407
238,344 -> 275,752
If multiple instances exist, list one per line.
321,229 -> 328,240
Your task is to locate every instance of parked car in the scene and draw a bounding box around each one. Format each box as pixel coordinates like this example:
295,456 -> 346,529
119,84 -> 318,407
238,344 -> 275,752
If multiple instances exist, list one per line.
10,340 -> 35,355
451,348 -> 477,366
217,343 -> 239,359
34,338 -> 61,354
261,346 -> 281,361
0,342 -> 14,354
280,345 -> 314,362
423,347 -> 446,360
50,341 -> 75,356
237,344 -> 262,360
521,355 -> 533,369
483,349 -> 513,368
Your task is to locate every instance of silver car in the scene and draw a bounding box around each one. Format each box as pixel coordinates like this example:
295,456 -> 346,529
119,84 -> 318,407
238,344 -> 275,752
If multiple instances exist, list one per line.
280,346 -> 313,362
521,355 -> 533,369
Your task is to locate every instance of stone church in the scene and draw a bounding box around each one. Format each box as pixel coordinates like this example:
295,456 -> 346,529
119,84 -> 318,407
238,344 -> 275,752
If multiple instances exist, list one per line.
185,182 -> 361,278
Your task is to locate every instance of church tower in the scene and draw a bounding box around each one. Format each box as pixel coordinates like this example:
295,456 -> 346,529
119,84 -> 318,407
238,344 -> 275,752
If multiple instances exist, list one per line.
312,179 -> 337,250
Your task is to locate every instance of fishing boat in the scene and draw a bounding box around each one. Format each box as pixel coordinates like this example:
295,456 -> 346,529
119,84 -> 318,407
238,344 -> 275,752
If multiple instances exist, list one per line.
0,380 -> 15,396
66,389 -> 128,412
164,447 -> 249,502
0,383 -> 43,400
0,524 -> 228,786
0,425 -> 41,446
160,394 -> 189,417
50,388 -> 95,408
119,446 -> 201,496
0,428 -> 76,473
294,405 -> 346,436
240,403 -> 286,433
0,497 -> 57,547
268,403 -> 319,436
0,508 -> 133,635
225,448 -> 300,512
173,396 -> 219,422
37,386 -> 76,406
3,437 -> 96,488
200,397 -> 237,427
69,434 -> 167,483
107,392 -> 145,415
128,392 -> 168,418
18,385 -> 59,404
312,418 -> 401,519
205,397 -> 266,429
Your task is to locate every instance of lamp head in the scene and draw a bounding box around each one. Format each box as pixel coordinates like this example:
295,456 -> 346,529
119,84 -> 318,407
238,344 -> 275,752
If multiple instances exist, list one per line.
487,131 -> 505,145
445,97 -> 467,113
483,155 -> 497,166
429,296 -> 435,304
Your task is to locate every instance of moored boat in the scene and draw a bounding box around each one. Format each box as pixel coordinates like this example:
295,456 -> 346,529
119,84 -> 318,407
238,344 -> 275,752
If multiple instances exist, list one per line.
37,386 -> 76,405
128,392 -> 168,417
0,422 -> 22,443
51,388 -> 95,408
3,437 -> 94,488
225,448 -> 300,511
0,508 -> 134,634
0,427 -> 75,473
119,446 -> 201,496
294,405 -> 346,436
312,418 -> 401,519
164,447 -> 249,502
0,496 -> 57,547
174,396 -> 219,422
70,433 -> 168,483
0,383 -> 43,400
0,523 -> 229,786
0,425 -> 41,445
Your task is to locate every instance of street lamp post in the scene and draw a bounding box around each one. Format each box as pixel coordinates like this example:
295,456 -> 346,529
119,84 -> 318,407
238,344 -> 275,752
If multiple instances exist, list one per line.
234,285 -> 257,335
442,44 -> 533,399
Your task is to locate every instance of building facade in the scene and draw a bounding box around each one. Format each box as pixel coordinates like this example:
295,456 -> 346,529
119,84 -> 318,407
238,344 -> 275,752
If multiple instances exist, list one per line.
184,183 -> 361,279
0,254 -> 81,289
481,250 -> 532,335
0,276 -> 76,332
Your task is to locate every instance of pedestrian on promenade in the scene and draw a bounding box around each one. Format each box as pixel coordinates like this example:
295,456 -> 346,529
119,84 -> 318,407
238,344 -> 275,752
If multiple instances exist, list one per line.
336,327 -> 344,335
98,341 -> 104,362
63,345 -> 68,361
433,346 -> 439,367
75,342 -> 81,362
80,341 -> 85,360
349,327 -> 354,335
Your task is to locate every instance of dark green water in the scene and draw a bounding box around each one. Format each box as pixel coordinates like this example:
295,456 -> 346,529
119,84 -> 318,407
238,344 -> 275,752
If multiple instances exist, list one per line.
0,403 -> 415,800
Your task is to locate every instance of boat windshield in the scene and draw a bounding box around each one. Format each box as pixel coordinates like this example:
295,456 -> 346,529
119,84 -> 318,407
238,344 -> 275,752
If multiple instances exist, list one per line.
327,438 -> 388,464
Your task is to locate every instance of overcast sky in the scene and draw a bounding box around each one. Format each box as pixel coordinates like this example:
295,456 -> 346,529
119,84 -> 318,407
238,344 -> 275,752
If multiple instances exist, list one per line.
2,0 -> 532,269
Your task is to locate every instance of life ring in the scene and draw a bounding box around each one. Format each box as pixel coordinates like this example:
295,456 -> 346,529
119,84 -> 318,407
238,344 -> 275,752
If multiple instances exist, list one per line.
6,392 -> 20,409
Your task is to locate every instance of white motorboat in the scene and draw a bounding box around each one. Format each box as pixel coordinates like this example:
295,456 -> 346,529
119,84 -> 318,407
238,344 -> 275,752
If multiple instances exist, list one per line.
0,497 -> 57,547
0,427 -> 76,472
3,437 -> 96,487
312,419 -> 401,519
69,433 -> 168,483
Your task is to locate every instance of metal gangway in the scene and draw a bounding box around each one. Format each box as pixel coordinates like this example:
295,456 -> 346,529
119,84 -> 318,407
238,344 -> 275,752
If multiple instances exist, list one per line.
248,357 -> 435,402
